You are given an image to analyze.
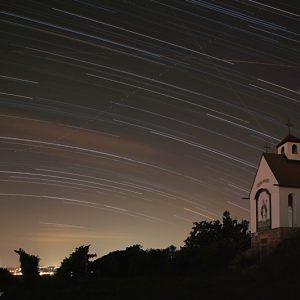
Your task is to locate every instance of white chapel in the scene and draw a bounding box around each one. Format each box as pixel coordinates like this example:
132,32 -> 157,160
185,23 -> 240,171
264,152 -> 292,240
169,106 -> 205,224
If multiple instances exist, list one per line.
249,129 -> 300,252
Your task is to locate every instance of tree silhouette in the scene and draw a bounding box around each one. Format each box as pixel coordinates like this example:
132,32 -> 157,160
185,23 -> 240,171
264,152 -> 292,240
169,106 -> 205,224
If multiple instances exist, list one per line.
185,211 -> 250,249
179,211 -> 250,273
56,245 -> 96,280
14,248 -> 39,283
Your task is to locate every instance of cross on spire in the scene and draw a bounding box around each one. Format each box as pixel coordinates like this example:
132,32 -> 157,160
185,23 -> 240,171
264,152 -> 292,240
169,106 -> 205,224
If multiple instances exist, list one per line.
286,119 -> 293,135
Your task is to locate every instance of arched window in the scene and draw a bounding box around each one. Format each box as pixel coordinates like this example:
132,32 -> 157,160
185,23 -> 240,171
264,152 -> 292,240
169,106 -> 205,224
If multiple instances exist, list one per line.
288,194 -> 294,227
281,147 -> 285,154
292,144 -> 298,154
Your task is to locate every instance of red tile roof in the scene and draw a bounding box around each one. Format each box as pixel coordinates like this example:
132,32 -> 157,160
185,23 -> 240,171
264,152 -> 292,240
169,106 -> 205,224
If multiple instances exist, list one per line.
264,153 -> 300,188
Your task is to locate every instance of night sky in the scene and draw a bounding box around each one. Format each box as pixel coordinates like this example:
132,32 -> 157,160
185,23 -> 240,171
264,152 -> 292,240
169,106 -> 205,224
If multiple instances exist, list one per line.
0,0 -> 299,267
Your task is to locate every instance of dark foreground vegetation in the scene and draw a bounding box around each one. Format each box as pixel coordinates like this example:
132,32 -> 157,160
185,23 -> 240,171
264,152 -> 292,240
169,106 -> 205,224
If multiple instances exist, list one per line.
1,211 -> 300,300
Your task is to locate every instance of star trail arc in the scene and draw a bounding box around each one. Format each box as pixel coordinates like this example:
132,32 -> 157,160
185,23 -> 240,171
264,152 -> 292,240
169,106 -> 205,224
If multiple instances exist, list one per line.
0,0 -> 299,266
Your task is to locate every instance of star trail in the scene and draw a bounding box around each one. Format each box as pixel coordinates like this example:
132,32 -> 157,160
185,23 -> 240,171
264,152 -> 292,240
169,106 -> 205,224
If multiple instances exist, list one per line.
0,0 -> 299,267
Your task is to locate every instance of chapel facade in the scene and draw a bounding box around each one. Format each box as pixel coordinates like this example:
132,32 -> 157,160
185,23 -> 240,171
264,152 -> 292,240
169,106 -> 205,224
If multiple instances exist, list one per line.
249,130 -> 300,255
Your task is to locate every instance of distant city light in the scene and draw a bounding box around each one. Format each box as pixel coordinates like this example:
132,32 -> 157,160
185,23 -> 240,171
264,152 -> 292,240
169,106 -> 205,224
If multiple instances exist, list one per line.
8,266 -> 58,276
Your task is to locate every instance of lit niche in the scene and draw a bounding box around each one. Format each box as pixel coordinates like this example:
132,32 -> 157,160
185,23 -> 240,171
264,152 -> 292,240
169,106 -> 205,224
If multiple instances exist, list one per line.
255,189 -> 271,231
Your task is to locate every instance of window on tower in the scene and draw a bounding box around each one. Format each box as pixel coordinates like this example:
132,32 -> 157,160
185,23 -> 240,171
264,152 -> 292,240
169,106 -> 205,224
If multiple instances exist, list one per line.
281,147 -> 285,154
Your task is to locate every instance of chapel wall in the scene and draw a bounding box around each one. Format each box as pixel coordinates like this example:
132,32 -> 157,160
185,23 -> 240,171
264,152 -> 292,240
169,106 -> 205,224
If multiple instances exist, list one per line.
250,157 -> 278,233
279,188 -> 300,227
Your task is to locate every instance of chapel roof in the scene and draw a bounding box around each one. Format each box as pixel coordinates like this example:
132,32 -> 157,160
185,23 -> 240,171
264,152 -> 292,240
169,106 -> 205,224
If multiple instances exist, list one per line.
276,134 -> 300,148
263,153 -> 300,188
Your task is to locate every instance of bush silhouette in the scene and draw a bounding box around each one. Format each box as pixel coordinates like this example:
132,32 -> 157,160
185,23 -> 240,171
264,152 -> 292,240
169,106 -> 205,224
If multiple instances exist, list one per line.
0,268 -> 15,290
91,244 -> 176,277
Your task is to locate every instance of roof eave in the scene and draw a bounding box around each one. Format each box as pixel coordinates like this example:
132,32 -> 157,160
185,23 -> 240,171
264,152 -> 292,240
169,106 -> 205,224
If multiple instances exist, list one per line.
274,184 -> 300,188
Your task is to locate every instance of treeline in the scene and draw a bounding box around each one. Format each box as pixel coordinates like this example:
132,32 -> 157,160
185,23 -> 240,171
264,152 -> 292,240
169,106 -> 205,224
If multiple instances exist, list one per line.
4,211 -> 300,299
1,211 -> 251,284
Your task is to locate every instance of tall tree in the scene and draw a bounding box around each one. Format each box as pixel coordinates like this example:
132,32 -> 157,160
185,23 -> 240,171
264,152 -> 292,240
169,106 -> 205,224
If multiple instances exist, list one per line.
14,248 -> 39,283
179,211 -> 250,273
56,245 -> 96,280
